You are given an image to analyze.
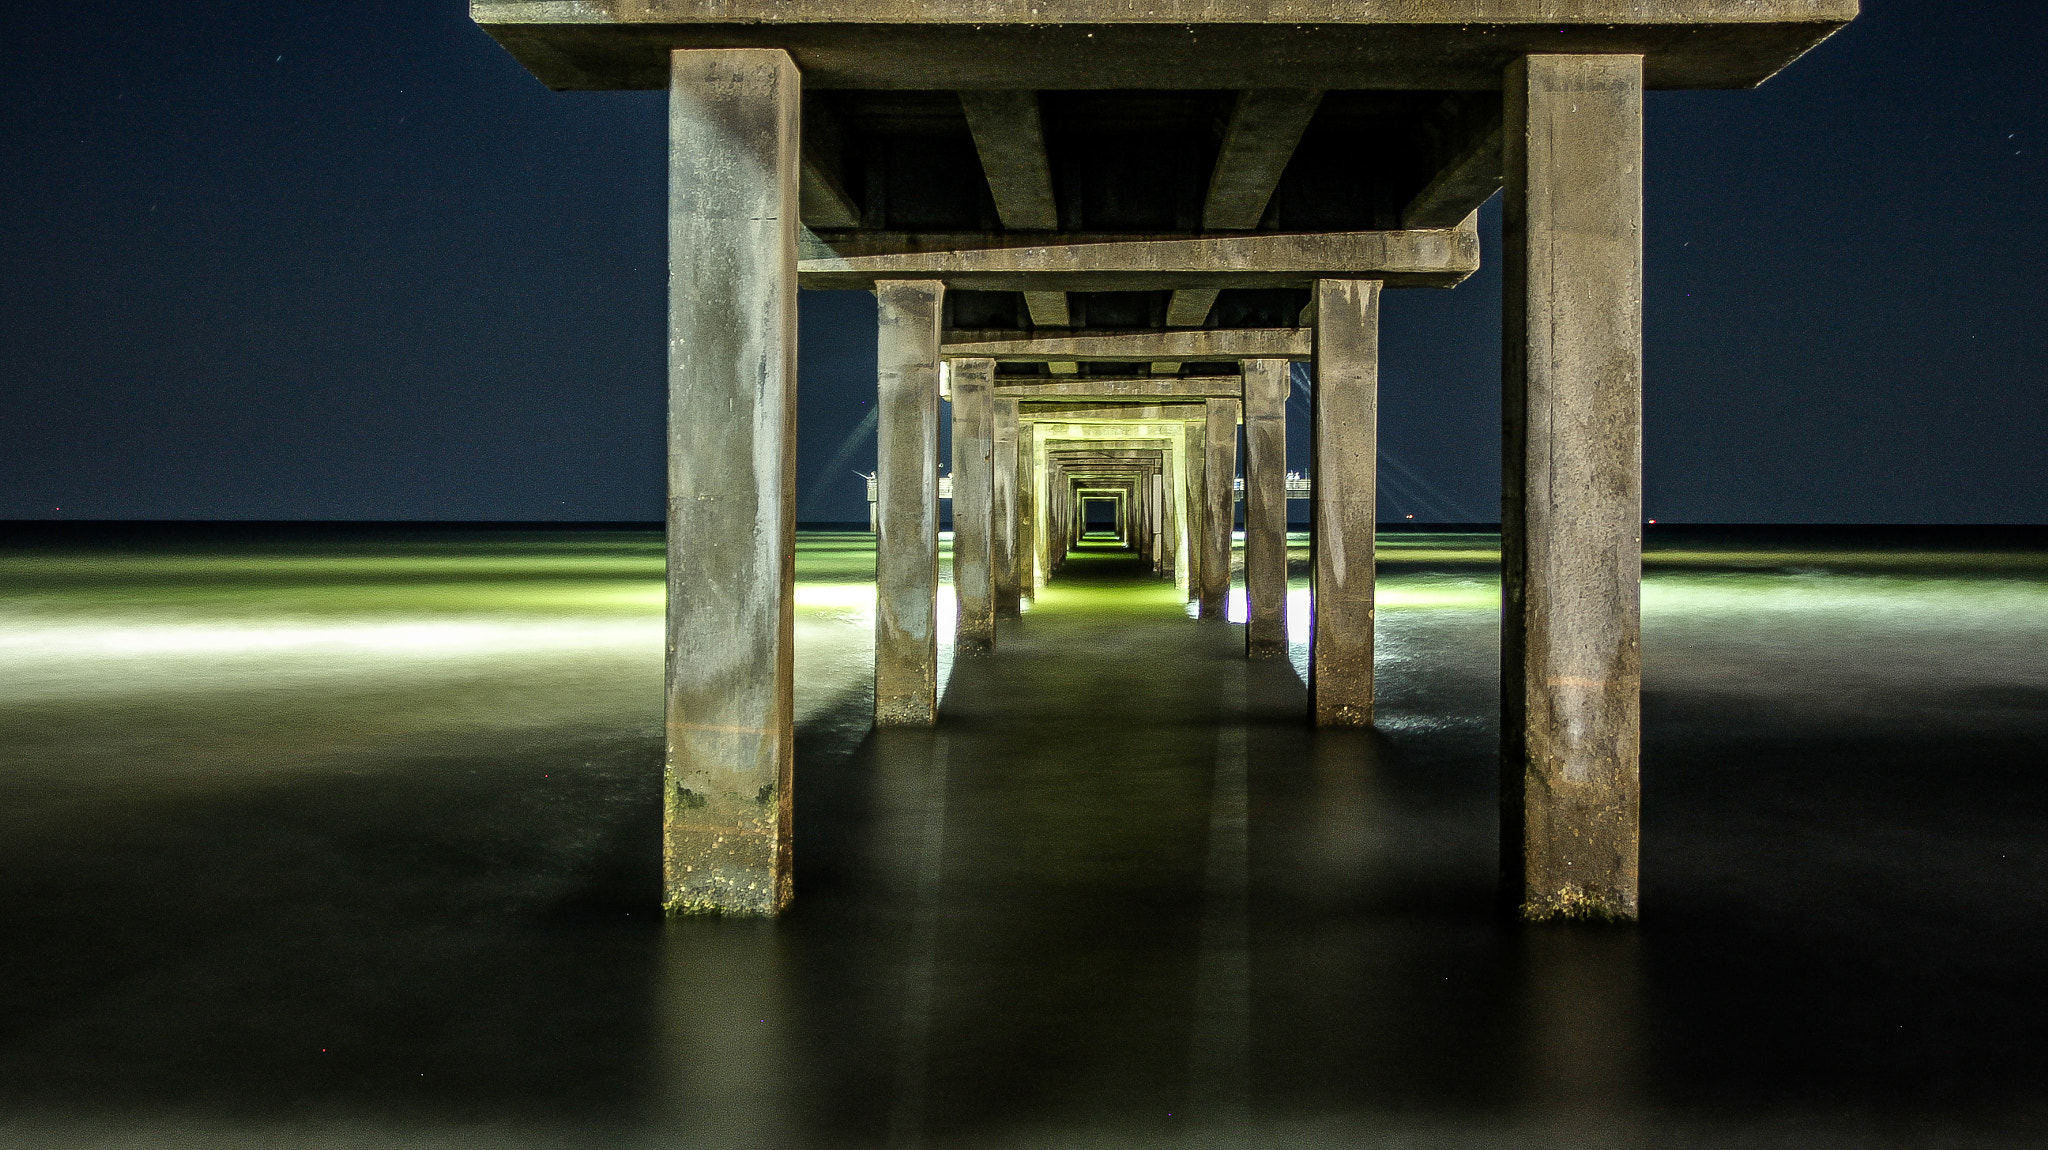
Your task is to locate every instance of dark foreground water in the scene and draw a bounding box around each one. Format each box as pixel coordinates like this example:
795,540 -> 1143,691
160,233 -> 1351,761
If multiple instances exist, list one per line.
1,522 -> 2045,1148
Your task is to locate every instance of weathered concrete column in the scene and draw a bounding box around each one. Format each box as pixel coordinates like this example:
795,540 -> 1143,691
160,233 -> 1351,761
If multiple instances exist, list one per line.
663,48 -> 798,916
992,397 -> 1021,619
874,280 -> 944,727
1310,279 -> 1381,726
1183,420 -> 1207,600
951,357 -> 997,652
1501,54 -> 1644,922
1199,398 -> 1240,620
1159,443 -> 1180,582
1149,470 -> 1165,572
1242,358 -> 1290,658
1016,420 -> 1039,596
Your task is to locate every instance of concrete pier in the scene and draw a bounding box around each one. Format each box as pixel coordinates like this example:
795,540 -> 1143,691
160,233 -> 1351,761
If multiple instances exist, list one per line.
1018,420 -> 1039,592
662,48 -> 799,916
1242,359 -> 1290,658
1310,279 -> 1381,726
951,357 -> 997,653
1182,420 -> 1206,600
1199,398 -> 1240,621
874,280 -> 945,727
1500,54 -> 1644,922
478,0 -> 1853,922
992,397 -> 1022,619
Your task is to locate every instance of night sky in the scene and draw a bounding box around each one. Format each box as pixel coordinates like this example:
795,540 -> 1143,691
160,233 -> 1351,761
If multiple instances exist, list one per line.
1,1 -> 2041,524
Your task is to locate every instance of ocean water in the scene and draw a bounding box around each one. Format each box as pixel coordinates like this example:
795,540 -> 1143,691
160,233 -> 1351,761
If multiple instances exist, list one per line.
0,523 -> 2044,1148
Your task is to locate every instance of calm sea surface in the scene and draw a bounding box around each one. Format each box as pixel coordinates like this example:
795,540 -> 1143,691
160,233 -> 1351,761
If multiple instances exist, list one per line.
1,523 -> 2044,1148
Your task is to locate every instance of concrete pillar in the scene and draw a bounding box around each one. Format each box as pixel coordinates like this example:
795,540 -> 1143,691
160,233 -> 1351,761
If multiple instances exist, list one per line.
992,397 -> 1021,619
1501,54 -> 1644,923
1160,444 -> 1180,582
874,280 -> 944,727
1149,471 -> 1165,573
663,48 -> 799,916
1199,399 -> 1240,620
951,357 -> 997,652
1183,420 -> 1207,601
1242,359 -> 1290,658
1310,279 -> 1381,726
1016,420 -> 1038,598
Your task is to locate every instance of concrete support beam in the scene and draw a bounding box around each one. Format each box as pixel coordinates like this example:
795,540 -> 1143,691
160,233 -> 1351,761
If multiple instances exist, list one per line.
1021,290 -> 1070,326
1241,358 -> 1290,658
1199,398 -> 1240,620
1309,279 -> 1380,726
996,377 -> 1242,401
663,48 -> 798,916
480,6 -> 1861,95
1204,90 -> 1325,229
951,356 -> 998,652
992,396 -> 1022,619
1020,402 -> 1211,421
798,94 -> 861,228
1501,54 -> 1644,923
1166,287 -> 1222,327
1020,290 -> 1079,374
1154,285 -> 1220,373
946,327 -> 1309,363
874,280 -> 945,726
1403,92 -> 1504,230
801,226 -> 1480,292
958,90 -> 1059,230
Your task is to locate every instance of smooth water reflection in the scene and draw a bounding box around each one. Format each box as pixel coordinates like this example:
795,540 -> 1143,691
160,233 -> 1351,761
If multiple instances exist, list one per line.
0,524 -> 2045,1147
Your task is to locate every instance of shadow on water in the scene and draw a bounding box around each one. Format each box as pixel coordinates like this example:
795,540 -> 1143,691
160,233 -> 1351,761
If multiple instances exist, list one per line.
3,526 -> 2048,1146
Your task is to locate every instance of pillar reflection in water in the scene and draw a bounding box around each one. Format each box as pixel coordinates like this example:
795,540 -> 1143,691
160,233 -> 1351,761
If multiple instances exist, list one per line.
1517,927 -> 1645,1143
654,919 -> 790,1149
874,729 -> 951,1149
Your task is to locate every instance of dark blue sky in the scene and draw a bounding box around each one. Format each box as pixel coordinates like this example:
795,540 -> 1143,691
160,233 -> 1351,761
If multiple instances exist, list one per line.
0,1 -> 2041,523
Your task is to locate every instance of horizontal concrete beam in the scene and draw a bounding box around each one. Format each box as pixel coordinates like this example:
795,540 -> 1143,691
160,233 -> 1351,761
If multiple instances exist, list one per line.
1044,440 -> 1179,453
800,225 -> 1478,291
945,328 -> 1310,363
474,4 -> 1858,91
995,377 -> 1241,400
1022,403 -> 1211,421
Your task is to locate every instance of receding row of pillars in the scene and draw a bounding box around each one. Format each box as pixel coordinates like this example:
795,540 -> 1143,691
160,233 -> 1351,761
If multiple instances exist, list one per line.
662,47 -> 1643,924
